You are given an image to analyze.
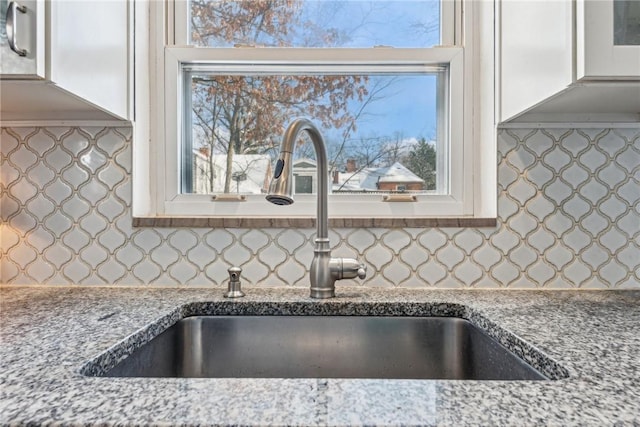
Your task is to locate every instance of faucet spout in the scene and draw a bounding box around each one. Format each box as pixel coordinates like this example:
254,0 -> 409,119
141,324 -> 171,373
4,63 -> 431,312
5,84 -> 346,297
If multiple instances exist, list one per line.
266,118 -> 366,298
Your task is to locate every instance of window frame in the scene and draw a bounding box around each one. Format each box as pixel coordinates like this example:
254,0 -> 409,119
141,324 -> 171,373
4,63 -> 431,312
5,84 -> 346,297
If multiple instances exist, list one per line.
133,0 -> 497,220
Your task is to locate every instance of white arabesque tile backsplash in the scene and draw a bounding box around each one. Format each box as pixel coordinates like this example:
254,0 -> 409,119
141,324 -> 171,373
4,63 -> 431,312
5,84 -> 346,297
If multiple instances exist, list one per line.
1,126 -> 638,288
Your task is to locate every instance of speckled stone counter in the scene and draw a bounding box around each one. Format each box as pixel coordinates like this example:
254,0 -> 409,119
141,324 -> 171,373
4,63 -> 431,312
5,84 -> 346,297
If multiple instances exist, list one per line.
1,286 -> 639,426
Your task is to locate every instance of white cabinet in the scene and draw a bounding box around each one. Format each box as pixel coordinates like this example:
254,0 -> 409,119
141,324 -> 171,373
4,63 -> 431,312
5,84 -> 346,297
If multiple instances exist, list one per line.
0,0 -> 43,77
500,0 -> 640,123
579,0 -> 640,79
0,0 -> 130,122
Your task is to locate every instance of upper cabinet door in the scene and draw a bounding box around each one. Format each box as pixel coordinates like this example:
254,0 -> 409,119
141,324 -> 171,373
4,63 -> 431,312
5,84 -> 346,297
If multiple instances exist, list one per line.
48,0 -> 130,119
0,0 -> 44,78
578,0 -> 640,79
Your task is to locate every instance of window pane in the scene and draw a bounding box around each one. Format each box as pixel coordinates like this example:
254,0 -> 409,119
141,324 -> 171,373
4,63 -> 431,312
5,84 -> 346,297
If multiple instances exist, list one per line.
189,0 -> 441,47
183,71 -> 445,196
614,0 -> 640,45
295,175 -> 313,193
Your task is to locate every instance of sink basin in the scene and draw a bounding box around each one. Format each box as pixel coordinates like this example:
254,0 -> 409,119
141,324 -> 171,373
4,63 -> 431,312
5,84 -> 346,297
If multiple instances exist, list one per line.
94,316 -> 548,380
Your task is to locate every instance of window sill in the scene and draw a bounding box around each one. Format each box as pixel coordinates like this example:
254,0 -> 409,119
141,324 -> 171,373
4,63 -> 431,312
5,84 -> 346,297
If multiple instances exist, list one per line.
132,217 -> 497,228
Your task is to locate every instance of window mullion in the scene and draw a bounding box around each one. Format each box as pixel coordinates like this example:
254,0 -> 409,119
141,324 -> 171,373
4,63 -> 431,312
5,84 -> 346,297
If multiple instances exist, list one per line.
181,69 -> 193,193
173,0 -> 189,45
441,0 -> 456,45
436,67 -> 449,195
167,46 -> 462,66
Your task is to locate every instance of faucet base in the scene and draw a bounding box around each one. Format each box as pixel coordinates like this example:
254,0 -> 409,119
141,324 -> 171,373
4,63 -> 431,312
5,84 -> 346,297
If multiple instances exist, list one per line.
310,287 -> 335,299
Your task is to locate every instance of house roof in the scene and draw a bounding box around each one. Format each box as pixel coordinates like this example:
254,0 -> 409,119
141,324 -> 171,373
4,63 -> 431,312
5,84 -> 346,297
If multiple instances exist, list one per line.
334,162 -> 424,191
292,158 -> 317,169
377,162 -> 425,183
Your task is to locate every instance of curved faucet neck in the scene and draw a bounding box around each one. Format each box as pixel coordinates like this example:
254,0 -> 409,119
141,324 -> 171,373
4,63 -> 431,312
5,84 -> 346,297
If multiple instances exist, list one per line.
281,119 -> 329,240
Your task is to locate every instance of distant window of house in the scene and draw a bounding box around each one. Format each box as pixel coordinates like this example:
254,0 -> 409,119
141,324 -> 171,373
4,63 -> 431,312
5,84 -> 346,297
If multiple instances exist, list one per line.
295,175 -> 313,194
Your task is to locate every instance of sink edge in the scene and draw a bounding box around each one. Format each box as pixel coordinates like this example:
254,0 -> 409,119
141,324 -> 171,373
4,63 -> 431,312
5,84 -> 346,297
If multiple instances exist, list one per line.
79,301 -> 570,380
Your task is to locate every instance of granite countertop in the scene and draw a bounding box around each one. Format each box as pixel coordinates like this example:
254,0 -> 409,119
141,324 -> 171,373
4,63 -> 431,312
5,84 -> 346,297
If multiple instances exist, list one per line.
1,286 -> 639,426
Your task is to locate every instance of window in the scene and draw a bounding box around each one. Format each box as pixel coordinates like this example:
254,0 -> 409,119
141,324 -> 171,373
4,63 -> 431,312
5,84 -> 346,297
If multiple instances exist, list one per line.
295,175 -> 313,194
138,0 -> 496,219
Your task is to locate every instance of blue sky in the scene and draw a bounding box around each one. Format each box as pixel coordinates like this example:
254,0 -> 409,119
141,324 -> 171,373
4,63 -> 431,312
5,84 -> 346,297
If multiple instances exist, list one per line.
338,74 -> 438,142
298,0 -> 440,48
295,1 -> 442,144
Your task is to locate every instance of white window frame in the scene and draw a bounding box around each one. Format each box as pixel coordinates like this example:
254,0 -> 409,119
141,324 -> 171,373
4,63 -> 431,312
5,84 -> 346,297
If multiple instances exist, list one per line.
133,0 -> 496,219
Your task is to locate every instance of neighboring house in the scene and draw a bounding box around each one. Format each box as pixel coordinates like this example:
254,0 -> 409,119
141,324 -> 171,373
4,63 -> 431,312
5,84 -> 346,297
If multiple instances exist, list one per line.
193,149 -> 272,194
333,161 -> 425,193
291,158 -> 425,194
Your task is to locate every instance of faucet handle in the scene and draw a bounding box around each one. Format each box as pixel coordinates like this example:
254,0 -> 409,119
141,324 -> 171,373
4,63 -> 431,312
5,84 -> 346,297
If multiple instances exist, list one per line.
333,258 -> 367,281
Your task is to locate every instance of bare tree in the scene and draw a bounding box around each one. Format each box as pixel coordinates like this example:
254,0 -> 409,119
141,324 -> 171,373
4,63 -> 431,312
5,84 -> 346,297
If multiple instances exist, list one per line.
190,1 -> 369,192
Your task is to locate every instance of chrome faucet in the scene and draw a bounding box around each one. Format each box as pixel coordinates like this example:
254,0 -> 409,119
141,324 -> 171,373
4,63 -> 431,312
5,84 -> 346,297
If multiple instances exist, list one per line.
266,118 -> 366,298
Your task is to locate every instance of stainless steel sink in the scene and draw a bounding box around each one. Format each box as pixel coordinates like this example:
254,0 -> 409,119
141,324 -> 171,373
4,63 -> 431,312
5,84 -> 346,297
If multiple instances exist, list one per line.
99,316 -> 548,380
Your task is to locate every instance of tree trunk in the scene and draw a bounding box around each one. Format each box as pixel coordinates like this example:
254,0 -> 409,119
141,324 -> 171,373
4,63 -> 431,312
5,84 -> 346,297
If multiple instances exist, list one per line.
224,142 -> 234,193
208,143 -> 215,193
